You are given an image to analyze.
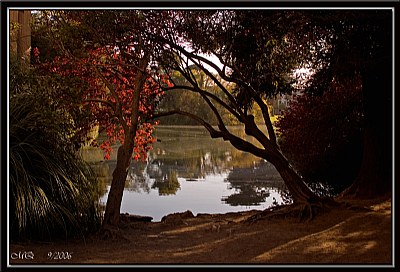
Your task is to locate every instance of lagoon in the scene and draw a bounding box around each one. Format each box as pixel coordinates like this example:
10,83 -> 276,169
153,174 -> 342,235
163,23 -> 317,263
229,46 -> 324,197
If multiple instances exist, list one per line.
81,126 -> 289,222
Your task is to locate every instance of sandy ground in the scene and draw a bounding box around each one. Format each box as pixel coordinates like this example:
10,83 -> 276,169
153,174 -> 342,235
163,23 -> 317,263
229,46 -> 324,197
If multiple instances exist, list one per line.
9,195 -> 392,267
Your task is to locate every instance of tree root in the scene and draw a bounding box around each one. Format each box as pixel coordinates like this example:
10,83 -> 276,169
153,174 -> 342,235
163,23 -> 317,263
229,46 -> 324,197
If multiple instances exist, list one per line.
244,197 -> 339,224
98,225 -> 130,241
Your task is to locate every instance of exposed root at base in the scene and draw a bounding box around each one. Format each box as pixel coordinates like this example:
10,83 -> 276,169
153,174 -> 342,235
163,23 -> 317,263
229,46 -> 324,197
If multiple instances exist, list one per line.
244,198 -> 340,224
98,225 -> 130,241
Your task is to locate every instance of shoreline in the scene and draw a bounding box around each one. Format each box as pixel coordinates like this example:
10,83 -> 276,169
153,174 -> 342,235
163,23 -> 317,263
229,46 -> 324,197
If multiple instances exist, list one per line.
9,196 -> 392,266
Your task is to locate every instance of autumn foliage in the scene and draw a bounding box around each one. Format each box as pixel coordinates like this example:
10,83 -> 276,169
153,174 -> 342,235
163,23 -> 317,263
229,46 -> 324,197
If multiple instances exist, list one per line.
35,46 -> 168,161
276,77 -> 364,193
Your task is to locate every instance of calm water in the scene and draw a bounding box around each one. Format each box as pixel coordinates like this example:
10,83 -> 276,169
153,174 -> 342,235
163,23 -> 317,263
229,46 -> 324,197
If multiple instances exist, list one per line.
81,126 -> 289,222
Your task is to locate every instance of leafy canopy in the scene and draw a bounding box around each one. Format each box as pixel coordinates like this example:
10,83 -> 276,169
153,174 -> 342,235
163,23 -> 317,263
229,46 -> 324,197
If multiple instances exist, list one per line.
34,10 -> 171,161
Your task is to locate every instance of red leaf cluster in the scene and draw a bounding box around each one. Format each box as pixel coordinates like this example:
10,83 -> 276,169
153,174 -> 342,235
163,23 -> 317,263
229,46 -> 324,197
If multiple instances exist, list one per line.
36,45 -> 169,161
275,77 -> 363,184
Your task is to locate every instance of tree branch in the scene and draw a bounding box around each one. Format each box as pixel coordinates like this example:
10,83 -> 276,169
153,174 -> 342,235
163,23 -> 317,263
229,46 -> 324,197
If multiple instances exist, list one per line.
180,51 -> 243,115
129,49 -> 150,137
83,98 -> 116,111
157,38 -> 243,114
253,95 -> 278,147
150,110 -> 275,162
164,84 -> 241,121
150,109 -> 222,138
94,67 -> 129,133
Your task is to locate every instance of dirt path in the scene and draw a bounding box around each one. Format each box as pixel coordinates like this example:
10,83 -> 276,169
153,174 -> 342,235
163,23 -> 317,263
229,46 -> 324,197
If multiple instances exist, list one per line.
9,196 -> 392,266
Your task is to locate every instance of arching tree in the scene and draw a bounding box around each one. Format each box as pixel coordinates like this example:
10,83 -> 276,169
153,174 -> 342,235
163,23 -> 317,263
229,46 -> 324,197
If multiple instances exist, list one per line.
151,9 -> 392,216
149,10 -> 333,218
32,9 -> 392,229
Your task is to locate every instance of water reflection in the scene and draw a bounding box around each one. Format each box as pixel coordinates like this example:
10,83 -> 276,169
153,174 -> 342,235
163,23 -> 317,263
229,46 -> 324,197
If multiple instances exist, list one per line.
81,126 -> 289,220
224,160 -> 288,206
151,170 -> 181,195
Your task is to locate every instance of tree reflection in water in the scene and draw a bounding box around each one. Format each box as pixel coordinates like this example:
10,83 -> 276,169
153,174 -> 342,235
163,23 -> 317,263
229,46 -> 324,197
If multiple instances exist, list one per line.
151,170 -> 181,195
223,160 -> 289,206
82,126 -> 290,210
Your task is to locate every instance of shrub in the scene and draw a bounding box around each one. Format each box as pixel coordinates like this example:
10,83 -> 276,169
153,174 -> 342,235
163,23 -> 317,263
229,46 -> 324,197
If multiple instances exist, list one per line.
9,56 -> 101,241
275,78 -> 364,196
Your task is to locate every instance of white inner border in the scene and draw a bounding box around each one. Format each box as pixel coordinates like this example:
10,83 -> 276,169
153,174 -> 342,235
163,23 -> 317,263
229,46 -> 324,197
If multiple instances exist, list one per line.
6,6 -> 395,269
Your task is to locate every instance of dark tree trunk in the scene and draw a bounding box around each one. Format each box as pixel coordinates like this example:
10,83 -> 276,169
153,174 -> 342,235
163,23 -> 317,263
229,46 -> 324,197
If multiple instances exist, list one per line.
342,59 -> 392,199
224,117 -> 323,208
273,156 -> 319,204
342,11 -> 393,199
247,116 -> 321,205
101,142 -> 133,228
99,54 -> 149,234
268,147 -> 319,204
250,141 -> 329,221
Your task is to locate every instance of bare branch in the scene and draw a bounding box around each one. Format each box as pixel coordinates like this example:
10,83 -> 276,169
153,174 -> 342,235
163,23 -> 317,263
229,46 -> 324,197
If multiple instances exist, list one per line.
157,36 -> 279,148
183,56 -> 242,114
189,56 -> 244,117
157,38 -> 243,113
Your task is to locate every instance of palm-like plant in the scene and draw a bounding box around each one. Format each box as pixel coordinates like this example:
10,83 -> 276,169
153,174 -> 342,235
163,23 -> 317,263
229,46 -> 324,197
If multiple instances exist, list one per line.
9,56 -> 101,240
